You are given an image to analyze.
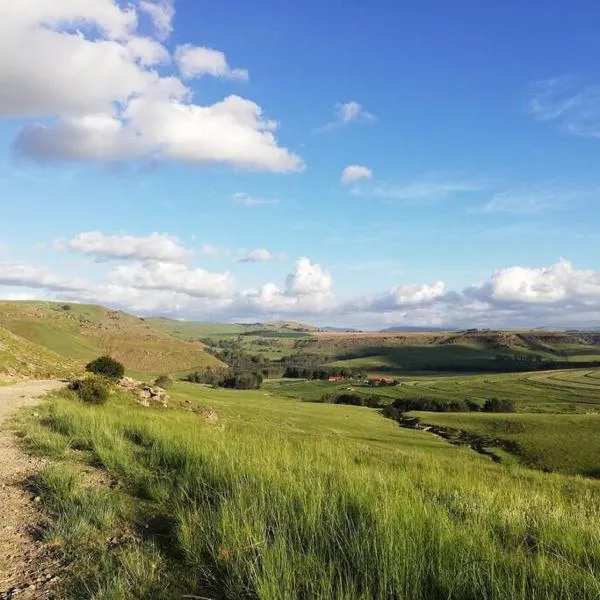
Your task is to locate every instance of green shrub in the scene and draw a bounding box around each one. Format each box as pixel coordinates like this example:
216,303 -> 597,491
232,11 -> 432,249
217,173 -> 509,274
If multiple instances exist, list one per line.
69,376 -> 110,405
154,375 -> 173,389
86,355 -> 124,380
483,397 -> 515,413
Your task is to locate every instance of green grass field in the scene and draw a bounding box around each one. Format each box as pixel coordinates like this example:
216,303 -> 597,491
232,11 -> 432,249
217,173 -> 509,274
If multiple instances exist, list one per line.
409,411 -> 600,477
271,369 -> 600,477
272,368 -> 600,413
19,379 -> 600,599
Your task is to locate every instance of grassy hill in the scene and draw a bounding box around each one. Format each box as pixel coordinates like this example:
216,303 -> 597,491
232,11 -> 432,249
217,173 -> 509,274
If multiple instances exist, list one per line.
307,329 -> 600,373
0,301 -> 223,377
0,326 -> 80,381
148,316 -> 319,341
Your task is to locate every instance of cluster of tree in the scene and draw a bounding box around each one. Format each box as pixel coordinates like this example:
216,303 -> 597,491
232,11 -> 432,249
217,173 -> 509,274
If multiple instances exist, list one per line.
321,392 -> 384,408
220,372 -> 263,390
282,365 -> 366,380
382,396 -> 515,418
186,368 -> 263,390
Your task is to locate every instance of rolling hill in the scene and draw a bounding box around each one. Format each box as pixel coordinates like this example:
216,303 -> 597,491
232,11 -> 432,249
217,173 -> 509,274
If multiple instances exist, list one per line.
0,301 -> 223,377
0,325 -> 80,381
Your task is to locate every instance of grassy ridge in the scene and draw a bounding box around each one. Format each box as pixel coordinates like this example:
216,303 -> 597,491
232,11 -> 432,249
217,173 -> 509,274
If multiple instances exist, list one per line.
0,301 -> 223,376
0,326 -> 80,380
21,383 -> 600,599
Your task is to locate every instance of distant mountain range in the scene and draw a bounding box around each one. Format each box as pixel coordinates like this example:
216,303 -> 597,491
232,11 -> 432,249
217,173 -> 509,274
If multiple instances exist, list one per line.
379,326 -> 449,333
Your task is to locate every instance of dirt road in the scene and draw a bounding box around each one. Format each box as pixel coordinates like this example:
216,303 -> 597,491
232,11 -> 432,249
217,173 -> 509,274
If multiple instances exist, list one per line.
0,380 -> 64,599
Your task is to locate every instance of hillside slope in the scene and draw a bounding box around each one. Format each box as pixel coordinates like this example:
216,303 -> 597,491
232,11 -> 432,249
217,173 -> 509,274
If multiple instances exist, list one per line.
148,316 -> 320,341
0,302 -> 223,375
0,326 -> 80,381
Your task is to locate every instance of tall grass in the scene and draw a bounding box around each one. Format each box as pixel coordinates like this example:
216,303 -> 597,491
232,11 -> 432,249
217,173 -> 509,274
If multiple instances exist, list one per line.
23,389 -> 600,599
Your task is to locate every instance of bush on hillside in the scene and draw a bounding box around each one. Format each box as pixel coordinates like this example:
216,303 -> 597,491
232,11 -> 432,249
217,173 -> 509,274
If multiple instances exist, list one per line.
69,376 -> 109,405
482,397 -> 515,413
86,355 -> 124,380
322,392 -> 384,408
154,375 -> 173,389
186,368 -> 228,386
186,368 -> 263,389
221,372 -> 263,390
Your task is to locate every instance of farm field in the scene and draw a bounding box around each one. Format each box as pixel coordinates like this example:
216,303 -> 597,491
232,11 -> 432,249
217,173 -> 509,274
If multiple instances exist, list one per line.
20,381 -> 600,599
272,368 -> 600,413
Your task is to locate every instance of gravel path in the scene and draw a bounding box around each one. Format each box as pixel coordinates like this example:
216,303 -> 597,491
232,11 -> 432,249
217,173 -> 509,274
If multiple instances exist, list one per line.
0,380 -> 64,600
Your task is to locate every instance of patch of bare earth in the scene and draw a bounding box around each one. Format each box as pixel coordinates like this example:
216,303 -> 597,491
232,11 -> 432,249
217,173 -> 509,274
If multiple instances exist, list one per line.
0,381 -> 64,600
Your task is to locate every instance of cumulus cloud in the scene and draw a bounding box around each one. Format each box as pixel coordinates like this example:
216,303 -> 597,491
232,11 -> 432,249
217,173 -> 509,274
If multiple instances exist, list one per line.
237,248 -> 280,263
176,45 -> 248,81
285,258 -> 333,296
4,250 -> 600,328
0,262 -> 85,292
375,282 -> 446,309
471,259 -> 600,305
232,192 -> 279,207
109,261 -> 232,298
313,101 -> 377,133
1,1 -> 302,172
341,165 -> 372,184
60,232 -> 189,263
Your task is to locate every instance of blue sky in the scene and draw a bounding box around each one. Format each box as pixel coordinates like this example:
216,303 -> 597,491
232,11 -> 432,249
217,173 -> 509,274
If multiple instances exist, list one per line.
1,0 -> 600,328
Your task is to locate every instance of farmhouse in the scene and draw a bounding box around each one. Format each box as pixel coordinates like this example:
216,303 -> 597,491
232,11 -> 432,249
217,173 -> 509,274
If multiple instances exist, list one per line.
328,375 -> 344,382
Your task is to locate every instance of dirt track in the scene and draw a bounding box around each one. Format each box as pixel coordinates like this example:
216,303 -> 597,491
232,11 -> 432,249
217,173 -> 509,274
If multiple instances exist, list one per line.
0,380 -> 64,599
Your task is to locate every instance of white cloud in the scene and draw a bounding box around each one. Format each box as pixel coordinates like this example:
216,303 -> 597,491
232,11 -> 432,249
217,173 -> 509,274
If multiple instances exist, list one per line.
285,257 -> 333,296
476,259 -> 600,305
529,77 -> 600,137
4,248 -> 600,328
341,165 -> 372,184
109,261 -> 232,298
0,262 -> 85,292
139,0 -> 175,41
372,178 -> 483,202
1,1 -> 302,172
237,248 -> 282,263
337,101 -> 376,124
16,95 -> 303,172
60,232 -> 189,263
313,101 -> 377,133
233,192 -> 279,207
480,186 -> 595,214
176,45 -> 248,81
127,36 -> 171,67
